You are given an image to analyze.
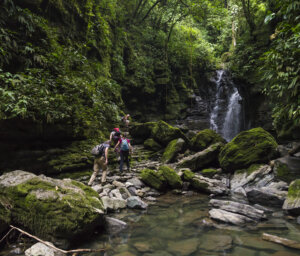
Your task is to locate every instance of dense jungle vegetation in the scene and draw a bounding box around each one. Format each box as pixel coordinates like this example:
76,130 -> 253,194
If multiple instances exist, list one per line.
0,0 -> 299,139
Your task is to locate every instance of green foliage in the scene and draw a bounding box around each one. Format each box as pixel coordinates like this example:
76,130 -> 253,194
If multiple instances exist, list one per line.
261,0 -> 300,129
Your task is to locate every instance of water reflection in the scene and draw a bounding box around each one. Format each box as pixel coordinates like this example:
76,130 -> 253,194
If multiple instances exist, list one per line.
82,193 -> 300,256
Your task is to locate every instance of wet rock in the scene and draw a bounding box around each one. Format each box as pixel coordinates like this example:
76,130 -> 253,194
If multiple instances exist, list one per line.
297,216 -> 300,225
209,208 -> 254,225
144,138 -> 162,151
283,179 -> 300,215
140,169 -> 166,191
127,177 -> 145,188
262,232 -> 300,250
158,165 -> 182,189
105,217 -> 127,234
209,199 -> 266,220
198,234 -> 232,251
190,129 -> 226,151
25,242 -> 65,256
133,242 -> 152,253
183,169 -> 229,195
127,196 -> 148,209
178,143 -> 223,171
219,127 -> 278,172
0,170 -> 104,248
161,138 -> 186,163
102,196 -> 127,211
247,186 -> 287,207
273,155 -> 300,183
167,238 -> 199,256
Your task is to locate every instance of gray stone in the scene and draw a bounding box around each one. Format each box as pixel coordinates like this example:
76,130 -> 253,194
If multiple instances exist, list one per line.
127,196 -> 148,209
25,242 -> 65,256
209,208 -> 254,225
105,217 -> 127,234
209,199 -> 266,220
247,187 -> 287,207
127,177 -> 145,188
102,196 -> 127,211
283,179 -> 300,215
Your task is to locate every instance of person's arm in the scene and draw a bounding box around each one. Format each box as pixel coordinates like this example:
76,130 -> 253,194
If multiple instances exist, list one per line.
114,141 -> 120,151
128,141 -> 133,154
104,147 -> 108,164
109,132 -> 113,141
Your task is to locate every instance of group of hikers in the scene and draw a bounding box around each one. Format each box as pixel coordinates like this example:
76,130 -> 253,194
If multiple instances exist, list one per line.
88,114 -> 132,186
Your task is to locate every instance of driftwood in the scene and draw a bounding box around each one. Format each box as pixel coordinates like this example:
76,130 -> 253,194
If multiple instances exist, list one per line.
0,225 -> 106,255
262,233 -> 300,250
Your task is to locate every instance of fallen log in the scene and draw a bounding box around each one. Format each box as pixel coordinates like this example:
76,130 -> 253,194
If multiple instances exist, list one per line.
0,225 -> 106,255
262,233 -> 300,250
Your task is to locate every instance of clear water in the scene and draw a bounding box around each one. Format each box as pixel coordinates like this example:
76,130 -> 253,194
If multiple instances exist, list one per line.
81,193 -> 300,256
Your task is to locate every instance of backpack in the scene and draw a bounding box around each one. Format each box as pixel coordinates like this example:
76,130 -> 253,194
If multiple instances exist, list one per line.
91,144 -> 105,157
113,131 -> 121,140
120,138 -> 129,151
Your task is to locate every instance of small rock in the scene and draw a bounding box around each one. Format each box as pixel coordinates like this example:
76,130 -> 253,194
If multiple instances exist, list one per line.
127,196 -> 148,209
25,242 -> 65,256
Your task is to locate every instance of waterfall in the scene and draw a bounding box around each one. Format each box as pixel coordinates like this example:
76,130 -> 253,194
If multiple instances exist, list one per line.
210,70 -> 243,141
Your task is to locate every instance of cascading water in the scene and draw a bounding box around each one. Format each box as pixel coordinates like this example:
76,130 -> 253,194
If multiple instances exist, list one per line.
210,70 -> 243,141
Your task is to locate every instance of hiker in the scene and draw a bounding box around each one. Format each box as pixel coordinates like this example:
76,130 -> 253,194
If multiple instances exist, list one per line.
88,141 -> 110,186
114,134 -> 132,172
110,128 -> 121,146
121,114 -> 130,129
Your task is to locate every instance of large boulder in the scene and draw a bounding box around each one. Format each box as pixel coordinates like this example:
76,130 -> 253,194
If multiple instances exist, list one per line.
151,120 -> 188,146
283,179 -> 300,215
0,170 -> 104,248
158,165 -> 182,189
219,127 -> 278,172
129,122 -> 156,143
161,138 -> 186,163
143,138 -> 162,151
190,129 -> 226,151
140,168 -> 166,191
182,169 -> 229,195
178,143 -> 223,171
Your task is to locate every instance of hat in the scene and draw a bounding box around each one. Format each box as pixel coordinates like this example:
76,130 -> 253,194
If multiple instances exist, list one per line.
114,128 -> 120,132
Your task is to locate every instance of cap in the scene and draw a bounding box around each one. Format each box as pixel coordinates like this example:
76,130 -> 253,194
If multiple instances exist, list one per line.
114,128 -> 120,132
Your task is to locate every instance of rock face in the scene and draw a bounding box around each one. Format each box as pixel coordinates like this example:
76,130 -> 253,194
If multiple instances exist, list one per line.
282,179 -> 300,215
161,138 -> 185,163
0,170 -> 105,248
219,127 -> 278,172
190,129 -> 226,151
143,138 -> 162,151
151,120 -> 188,145
129,122 -> 156,143
178,143 -> 223,171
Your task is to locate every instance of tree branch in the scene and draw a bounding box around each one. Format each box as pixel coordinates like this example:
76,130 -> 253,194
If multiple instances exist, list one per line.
3,225 -> 106,255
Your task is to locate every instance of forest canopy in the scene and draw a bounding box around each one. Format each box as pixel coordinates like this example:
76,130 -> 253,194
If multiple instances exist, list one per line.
0,0 -> 299,136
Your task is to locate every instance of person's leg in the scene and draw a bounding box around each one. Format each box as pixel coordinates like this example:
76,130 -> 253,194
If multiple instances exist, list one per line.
88,158 -> 100,185
100,157 -> 108,183
124,151 -> 130,171
119,151 -> 124,172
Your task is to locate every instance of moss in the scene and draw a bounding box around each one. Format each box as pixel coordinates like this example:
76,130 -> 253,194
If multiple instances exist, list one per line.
151,120 -> 188,146
182,169 -> 195,181
191,179 -> 209,191
140,168 -> 166,191
161,138 -> 185,163
200,168 -> 220,178
1,173 -> 104,244
274,162 -> 290,180
158,165 -> 182,189
144,138 -> 162,151
190,129 -> 226,151
219,127 -> 278,172
129,122 -> 156,141
287,179 -> 300,199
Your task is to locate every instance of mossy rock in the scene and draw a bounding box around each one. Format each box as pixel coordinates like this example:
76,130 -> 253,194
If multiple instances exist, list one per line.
129,122 -> 156,142
0,170 -> 104,248
200,169 -> 221,178
140,169 -> 166,191
144,138 -> 162,152
151,120 -> 188,146
178,143 -> 223,171
161,138 -> 186,163
190,129 -> 226,151
182,169 -> 195,181
158,165 -> 182,189
283,179 -> 300,215
219,127 -> 278,172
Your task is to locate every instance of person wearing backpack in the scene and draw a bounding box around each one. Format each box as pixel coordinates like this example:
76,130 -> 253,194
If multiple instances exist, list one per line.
110,128 -> 121,146
114,134 -> 132,173
88,141 -> 110,186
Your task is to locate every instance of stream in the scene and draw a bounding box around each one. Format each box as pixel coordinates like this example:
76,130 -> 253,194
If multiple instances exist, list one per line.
80,193 -> 299,256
